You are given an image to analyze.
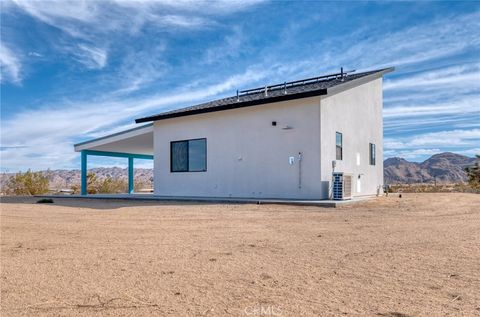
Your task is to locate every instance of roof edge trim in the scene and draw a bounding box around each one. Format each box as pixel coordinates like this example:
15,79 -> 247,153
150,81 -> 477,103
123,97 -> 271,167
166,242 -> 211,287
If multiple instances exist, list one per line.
325,67 -> 395,97
135,89 -> 328,123
74,123 -> 153,150
135,67 -> 395,124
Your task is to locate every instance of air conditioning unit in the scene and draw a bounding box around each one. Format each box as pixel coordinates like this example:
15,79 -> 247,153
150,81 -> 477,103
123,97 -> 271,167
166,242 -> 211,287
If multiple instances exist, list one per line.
332,172 -> 352,200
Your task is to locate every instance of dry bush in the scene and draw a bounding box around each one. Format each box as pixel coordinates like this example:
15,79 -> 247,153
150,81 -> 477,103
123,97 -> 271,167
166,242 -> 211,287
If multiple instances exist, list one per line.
134,180 -> 153,192
70,172 -> 127,194
389,183 -> 479,194
4,170 -> 50,195
93,176 -> 127,194
465,155 -> 480,189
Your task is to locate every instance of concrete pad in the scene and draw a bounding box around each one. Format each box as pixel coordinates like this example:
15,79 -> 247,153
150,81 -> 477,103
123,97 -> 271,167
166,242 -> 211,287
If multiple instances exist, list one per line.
36,194 -> 375,208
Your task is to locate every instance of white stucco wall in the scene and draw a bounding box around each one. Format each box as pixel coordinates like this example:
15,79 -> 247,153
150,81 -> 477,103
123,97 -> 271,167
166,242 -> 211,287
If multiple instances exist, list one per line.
152,77 -> 384,199
153,97 -> 323,199
320,78 -> 384,198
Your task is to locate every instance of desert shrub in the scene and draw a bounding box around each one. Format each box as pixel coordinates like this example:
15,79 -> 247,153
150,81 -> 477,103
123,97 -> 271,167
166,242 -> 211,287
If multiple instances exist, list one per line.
5,170 -> 50,195
70,172 -> 127,194
388,182 -> 480,194
465,155 -> 480,189
70,172 -> 95,194
134,180 -> 153,192
93,176 -> 127,194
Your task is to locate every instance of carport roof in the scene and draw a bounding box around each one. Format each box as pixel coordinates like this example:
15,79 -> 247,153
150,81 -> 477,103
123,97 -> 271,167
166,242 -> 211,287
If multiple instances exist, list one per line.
74,123 -> 153,155
135,67 -> 394,123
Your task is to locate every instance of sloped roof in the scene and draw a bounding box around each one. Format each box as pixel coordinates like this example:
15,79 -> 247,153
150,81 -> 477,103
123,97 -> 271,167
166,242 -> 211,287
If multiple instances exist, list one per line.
136,67 -> 394,123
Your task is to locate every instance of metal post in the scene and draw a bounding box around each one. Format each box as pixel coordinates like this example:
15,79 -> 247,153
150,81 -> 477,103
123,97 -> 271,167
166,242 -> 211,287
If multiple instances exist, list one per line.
81,151 -> 87,195
128,156 -> 134,194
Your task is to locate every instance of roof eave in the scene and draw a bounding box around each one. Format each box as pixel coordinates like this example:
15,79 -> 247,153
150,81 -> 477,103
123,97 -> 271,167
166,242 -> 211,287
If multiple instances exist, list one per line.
74,123 -> 153,152
135,67 -> 395,124
135,88 -> 328,123
324,67 -> 395,97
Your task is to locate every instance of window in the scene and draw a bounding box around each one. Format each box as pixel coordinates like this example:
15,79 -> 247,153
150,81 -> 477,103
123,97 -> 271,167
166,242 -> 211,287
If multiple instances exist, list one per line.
171,138 -> 207,172
336,132 -> 343,160
369,143 -> 376,166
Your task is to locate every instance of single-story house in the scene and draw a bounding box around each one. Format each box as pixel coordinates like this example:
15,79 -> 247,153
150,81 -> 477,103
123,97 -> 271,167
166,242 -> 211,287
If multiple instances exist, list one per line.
74,67 -> 394,200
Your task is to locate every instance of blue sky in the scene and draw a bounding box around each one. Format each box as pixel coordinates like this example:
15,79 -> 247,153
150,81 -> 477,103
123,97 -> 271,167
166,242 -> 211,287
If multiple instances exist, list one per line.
1,0 -> 479,172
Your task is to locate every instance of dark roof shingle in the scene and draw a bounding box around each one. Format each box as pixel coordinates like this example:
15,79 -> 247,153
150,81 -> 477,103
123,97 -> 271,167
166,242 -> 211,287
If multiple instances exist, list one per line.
135,67 -> 394,123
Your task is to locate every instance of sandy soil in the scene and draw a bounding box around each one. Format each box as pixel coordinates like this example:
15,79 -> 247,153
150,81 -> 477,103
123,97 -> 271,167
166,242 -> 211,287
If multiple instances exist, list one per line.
1,194 -> 479,317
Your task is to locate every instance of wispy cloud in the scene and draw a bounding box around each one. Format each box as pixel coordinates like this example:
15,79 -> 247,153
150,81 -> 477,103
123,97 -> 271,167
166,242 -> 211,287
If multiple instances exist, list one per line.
27,51 -> 42,57
156,14 -> 212,29
382,62 -> 480,141
111,43 -> 168,94
384,129 -> 480,161
9,0 -> 263,37
74,44 -> 108,69
385,129 -> 480,151
384,148 -> 442,160
203,26 -> 245,65
1,2 -> 479,169
0,44 -> 21,83
384,97 -> 480,119
4,0 -> 264,83
0,67 -> 269,170
384,64 -> 480,91
253,10 -> 480,79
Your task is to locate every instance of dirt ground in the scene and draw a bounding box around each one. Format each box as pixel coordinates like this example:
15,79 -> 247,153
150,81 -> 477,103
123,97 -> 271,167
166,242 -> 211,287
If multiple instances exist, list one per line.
1,194 -> 479,316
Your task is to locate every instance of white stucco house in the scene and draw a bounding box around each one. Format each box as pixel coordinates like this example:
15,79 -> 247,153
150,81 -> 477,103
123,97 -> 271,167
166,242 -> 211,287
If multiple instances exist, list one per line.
74,67 -> 394,200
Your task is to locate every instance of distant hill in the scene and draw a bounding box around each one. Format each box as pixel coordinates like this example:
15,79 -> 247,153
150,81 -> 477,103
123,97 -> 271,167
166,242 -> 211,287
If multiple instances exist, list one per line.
384,152 -> 477,184
1,152 -> 477,191
0,167 -> 153,191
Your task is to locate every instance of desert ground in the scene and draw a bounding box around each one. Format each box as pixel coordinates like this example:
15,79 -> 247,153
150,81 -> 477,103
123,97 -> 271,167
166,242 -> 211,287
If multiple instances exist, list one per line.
1,194 -> 479,316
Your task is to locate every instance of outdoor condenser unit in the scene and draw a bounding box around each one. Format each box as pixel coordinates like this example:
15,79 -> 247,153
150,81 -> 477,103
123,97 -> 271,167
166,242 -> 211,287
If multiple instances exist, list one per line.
332,172 -> 353,200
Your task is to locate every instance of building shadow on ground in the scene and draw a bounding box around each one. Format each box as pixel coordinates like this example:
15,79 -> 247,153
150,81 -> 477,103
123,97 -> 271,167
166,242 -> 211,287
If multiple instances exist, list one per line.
0,196 -> 220,210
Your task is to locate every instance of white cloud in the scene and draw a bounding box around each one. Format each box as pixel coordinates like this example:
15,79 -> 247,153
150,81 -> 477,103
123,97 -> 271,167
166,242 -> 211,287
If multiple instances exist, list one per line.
0,67 -> 269,170
269,11 -> 480,78
9,0 -> 263,37
12,0 -> 95,23
459,148 -> 480,157
385,129 -> 480,150
409,129 -> 480,147
0,45 -> 21,83
384,64 -> 480,91
383,97 -> 480,119
203,26 -> 244,64
384,147 -> 480,161
5,0 -> 263,77
75,45 -> 108,69
28,51 -> 42,57
156,15 -> 212,28
384,148 -> 442,160
111,43 -> 168,94
2,3 -> 479,169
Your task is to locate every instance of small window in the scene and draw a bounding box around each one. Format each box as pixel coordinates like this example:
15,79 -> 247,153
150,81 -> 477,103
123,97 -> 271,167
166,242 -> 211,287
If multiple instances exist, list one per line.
369,143 -> 376,166
336,132 -> 343,160
171,138 -> 207,172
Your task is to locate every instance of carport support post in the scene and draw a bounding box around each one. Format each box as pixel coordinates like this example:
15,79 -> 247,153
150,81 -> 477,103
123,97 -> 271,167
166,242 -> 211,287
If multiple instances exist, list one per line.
81,151 -> 87,195
128,156 -> 134,194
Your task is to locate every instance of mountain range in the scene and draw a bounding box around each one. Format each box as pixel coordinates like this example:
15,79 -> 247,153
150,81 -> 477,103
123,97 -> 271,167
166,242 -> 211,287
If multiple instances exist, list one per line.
0,167 -> 154,192
384,152 -> 476,184
0,152 -> 477,191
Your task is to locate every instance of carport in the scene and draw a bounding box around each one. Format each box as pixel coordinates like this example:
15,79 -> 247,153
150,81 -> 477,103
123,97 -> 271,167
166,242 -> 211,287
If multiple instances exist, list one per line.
74,123 -> 154,195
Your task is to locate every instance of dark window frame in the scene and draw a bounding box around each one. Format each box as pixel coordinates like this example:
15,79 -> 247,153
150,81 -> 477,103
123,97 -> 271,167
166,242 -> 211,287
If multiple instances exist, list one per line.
336,132 -> 343,161
170,138 -> 207,173
369,143 -> 376,166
